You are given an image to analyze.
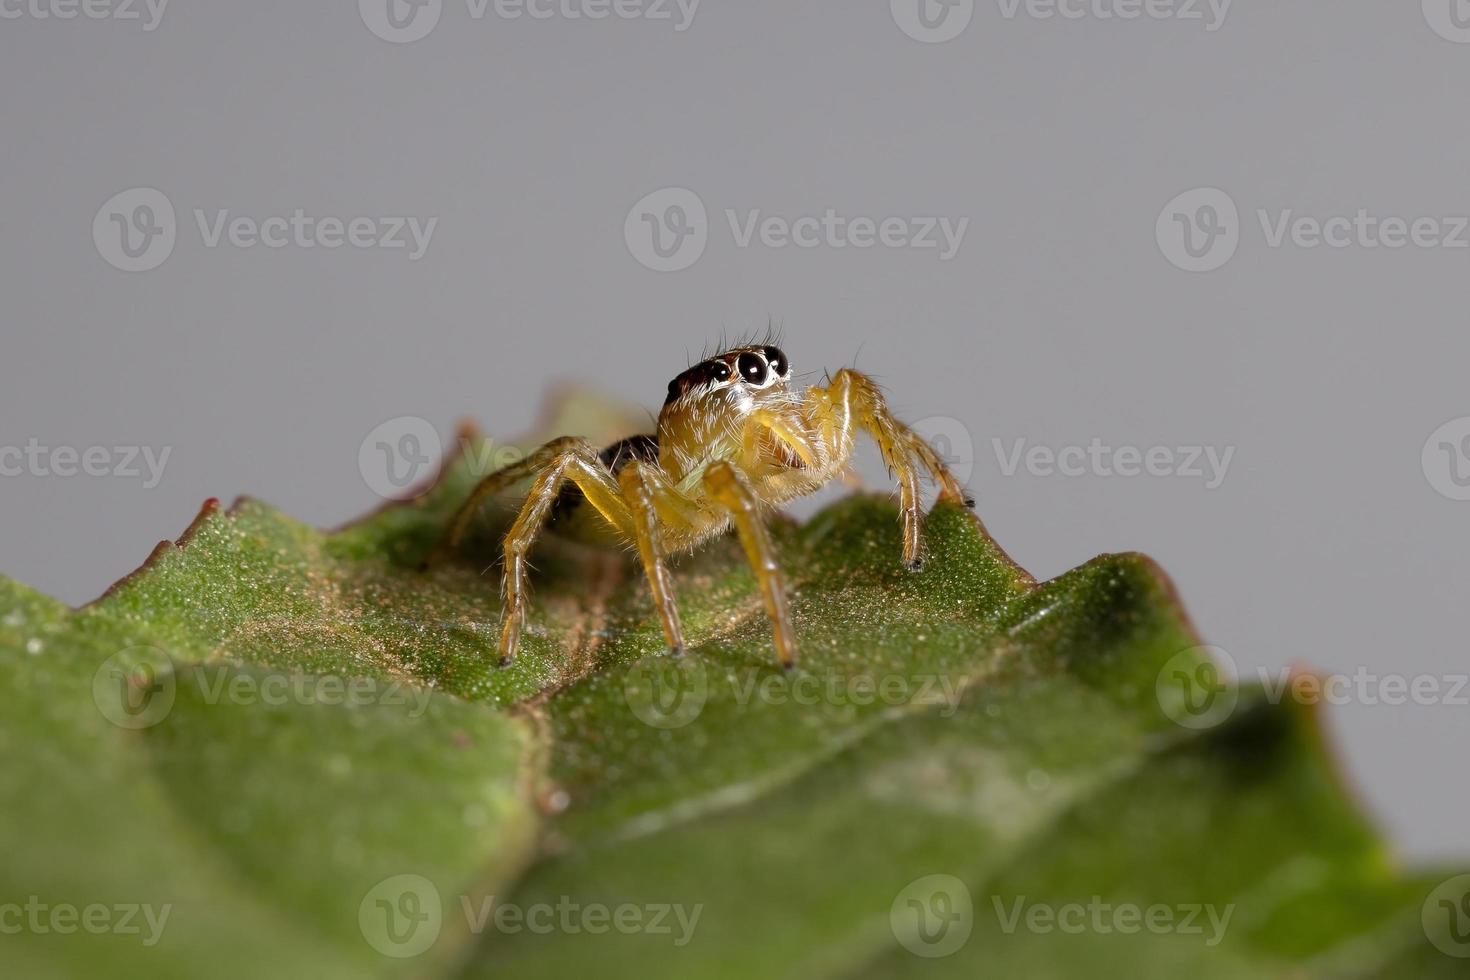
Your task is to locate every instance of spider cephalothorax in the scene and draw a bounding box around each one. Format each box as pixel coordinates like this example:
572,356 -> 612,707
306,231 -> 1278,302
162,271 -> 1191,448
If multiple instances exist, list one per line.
430,344 -> 972,669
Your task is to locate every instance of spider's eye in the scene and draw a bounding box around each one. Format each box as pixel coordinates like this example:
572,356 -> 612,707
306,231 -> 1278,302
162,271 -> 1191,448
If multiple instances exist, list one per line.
665,360 -> 731,405
761,346 -> 788,378
736,351 -> 768,386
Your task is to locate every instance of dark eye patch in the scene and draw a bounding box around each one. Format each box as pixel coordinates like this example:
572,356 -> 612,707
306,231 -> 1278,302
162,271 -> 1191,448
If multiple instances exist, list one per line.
761,346 -> 788,377
664,359 -> 733,405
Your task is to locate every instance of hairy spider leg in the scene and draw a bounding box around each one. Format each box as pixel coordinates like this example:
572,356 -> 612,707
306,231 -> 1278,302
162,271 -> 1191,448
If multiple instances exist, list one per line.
427,365 -> 973,670
703,460 -> 796,669
427,437 -> 619,564
434,437 -> 634,665
617,460 -> 702,656
807,368 -> 969,570
745,405 -> 824,469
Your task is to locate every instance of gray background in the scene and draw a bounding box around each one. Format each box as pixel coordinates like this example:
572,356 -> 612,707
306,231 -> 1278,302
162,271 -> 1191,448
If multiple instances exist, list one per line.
2,1 -> 1467,860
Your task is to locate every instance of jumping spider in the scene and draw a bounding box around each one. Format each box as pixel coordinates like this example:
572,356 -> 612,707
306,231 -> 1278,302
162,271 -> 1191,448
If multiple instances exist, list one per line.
429,345 -> 973,669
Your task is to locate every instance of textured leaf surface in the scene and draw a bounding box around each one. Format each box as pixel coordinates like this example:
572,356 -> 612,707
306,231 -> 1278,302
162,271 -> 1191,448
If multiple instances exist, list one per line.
0,394 -> 1462,978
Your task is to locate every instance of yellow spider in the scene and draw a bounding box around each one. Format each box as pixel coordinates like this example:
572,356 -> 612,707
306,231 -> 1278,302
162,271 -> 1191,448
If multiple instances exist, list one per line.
430,344 -> 973,669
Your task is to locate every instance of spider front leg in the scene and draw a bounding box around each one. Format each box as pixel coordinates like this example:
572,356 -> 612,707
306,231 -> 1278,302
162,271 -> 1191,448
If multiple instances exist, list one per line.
439,437 -> 632,666
812,368 -> 972,571
703,461 -> 796,670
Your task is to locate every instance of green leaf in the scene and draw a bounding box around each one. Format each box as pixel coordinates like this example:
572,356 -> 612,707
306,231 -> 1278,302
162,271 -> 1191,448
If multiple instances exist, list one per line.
0,394 -> 1462,978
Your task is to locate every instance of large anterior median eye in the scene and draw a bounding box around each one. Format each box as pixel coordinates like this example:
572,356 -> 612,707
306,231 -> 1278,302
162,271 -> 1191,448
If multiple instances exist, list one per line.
761,346 -> 788,378
737,351 -> 768,386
